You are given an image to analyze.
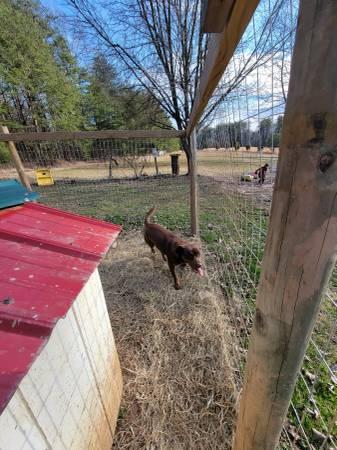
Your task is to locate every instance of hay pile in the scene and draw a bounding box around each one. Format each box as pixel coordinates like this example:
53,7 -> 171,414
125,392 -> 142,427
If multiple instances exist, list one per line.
99,231 -> 237,449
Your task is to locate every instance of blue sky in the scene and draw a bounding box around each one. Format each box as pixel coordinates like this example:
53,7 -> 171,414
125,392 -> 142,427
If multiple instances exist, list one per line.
42,0 -> 69,15
41,0 -> 92,66
39,0 -> 292,130
41,0 -> 117,68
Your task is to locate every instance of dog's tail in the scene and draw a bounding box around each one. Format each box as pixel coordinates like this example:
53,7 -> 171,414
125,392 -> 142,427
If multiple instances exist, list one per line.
144,207 -> 156,225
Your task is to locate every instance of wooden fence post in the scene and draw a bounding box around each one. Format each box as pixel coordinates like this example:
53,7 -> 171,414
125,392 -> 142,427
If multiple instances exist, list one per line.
233,1 -> 337,449
190,130 -> 199,236
0,126 -> 32,191
154,156 -> 159,176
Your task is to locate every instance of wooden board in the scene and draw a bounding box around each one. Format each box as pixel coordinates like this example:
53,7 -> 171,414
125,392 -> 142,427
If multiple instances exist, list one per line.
190,131 -> 199,235
0,125 -> 32,190
0,129 -> 185,143
187,0 -> 260,135
201,0 -> 236,33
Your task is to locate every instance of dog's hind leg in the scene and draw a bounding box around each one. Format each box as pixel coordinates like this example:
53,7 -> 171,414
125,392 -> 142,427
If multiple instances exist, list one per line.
160,251 -> 167,261
144,234 -> 155,254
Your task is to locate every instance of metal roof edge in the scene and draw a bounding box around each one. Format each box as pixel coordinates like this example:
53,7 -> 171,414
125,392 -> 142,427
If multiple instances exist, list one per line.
26,202 -> 122,232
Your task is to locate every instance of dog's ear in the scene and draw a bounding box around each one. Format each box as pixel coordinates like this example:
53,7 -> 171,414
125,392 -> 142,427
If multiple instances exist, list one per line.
176,246 -> 185,257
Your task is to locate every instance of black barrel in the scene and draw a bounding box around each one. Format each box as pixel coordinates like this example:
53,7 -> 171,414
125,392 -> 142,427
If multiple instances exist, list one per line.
170,153 -> 180,175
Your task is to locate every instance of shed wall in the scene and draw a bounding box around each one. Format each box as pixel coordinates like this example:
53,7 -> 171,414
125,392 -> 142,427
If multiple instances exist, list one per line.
0,269 -> 122,450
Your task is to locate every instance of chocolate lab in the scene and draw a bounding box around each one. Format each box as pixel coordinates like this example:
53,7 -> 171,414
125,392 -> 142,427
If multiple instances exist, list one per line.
144,207 -> 204,289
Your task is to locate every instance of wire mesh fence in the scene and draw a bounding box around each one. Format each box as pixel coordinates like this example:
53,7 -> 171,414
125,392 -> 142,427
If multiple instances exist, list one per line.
0,138 -> 191,233
0,0 -> 336,448
197,144 -> 337,450
197,0 -> 337,448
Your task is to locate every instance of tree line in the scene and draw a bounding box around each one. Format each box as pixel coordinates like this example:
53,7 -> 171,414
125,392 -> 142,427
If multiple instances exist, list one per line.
198,116 -> 283,150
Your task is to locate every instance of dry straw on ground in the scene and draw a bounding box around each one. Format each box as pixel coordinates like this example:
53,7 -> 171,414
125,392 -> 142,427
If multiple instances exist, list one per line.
99,231 -> 238,450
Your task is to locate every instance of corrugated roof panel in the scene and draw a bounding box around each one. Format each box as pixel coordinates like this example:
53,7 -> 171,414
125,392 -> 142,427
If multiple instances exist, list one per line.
0,202 -> 121,412
0,330 -> 44,414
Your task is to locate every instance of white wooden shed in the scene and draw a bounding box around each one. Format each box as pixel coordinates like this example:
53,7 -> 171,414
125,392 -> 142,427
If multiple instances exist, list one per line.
0,202 -> 122,450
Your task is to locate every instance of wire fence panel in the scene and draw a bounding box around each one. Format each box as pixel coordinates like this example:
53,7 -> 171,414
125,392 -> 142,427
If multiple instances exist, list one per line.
1,1 -> 336,448
0,138 -> 191,234
197,0 -> 337,448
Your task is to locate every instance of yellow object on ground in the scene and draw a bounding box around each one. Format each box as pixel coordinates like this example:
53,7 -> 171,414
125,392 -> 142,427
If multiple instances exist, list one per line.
35,168 -> 54,186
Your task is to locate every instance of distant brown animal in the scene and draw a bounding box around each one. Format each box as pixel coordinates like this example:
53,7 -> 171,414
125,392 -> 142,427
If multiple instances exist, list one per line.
144,207 -> 204,290
255,163 -> 269,184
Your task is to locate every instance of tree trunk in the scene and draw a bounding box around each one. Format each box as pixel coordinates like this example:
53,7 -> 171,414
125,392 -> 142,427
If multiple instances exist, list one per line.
180,136 -> 191,175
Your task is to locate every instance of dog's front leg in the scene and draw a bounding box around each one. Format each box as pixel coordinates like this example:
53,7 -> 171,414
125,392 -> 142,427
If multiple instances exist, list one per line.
168,260 -> 181,290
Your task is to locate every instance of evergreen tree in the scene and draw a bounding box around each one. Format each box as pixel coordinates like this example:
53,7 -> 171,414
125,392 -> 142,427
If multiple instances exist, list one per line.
0,0 -> 82,130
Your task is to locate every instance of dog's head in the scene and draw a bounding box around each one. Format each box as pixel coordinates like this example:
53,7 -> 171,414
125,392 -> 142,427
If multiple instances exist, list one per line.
176,245 -> 204,276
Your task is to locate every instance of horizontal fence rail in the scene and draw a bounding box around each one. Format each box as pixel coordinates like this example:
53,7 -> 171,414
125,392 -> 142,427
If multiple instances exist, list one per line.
0,129 -> 186,143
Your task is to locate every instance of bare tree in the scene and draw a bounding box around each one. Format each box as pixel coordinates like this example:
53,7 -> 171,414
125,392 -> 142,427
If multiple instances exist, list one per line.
122,153 -> 148,178
65,0 -> 296,170
66,0 -> 205,169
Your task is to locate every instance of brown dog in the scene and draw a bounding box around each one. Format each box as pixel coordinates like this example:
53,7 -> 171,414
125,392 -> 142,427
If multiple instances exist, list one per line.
143,207 -> 204,289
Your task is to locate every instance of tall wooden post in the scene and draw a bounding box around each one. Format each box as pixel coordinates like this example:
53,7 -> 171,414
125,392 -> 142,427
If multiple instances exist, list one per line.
154,156 -> 159,175
0,125 -> 31,191
190,130 -> 199,236
234,2 -> 337,449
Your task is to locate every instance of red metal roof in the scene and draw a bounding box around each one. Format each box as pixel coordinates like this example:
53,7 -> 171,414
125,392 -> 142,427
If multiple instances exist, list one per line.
0,203 -> 121,413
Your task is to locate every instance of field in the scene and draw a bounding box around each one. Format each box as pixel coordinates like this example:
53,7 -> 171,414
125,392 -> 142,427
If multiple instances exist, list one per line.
0,148 -> 277,182
2,148 -> 336,448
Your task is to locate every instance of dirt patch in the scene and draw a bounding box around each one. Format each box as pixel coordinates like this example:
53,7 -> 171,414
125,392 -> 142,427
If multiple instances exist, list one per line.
99,231 -> 237,449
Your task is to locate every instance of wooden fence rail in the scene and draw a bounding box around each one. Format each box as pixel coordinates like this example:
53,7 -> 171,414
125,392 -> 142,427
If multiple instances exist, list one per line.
0,129 -> 185,143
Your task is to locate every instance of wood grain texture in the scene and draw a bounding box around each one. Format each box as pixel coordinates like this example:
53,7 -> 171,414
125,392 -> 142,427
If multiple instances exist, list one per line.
233,1 -> 337,449
190,130 -> 199,235
201,0 -> 236,33
0,129 -> 185,142
187,0 -> 259,135
0,125 -> 32,191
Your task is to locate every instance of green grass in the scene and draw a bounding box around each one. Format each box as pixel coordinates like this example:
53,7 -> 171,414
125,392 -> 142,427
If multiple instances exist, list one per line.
36,173 -> 336,448
290,339 -> 337,445
36,176 -> 190,232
